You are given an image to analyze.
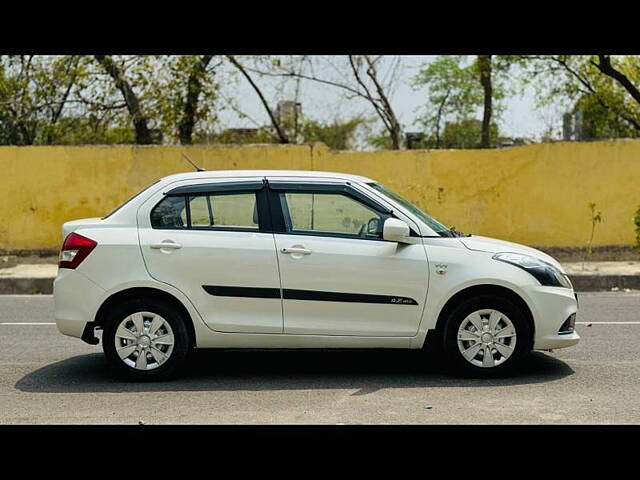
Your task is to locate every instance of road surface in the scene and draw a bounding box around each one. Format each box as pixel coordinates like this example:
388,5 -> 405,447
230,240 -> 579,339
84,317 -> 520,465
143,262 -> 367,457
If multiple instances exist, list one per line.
0,293 -> 638,424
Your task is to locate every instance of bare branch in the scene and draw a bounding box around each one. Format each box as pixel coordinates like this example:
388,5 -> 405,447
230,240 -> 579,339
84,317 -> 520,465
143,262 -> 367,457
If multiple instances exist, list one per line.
225,55 -> 288,143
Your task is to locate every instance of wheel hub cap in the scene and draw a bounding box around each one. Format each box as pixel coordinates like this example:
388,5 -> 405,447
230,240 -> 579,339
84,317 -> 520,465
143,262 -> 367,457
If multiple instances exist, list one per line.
457,308 -> 517,368
114,311 -> 175,371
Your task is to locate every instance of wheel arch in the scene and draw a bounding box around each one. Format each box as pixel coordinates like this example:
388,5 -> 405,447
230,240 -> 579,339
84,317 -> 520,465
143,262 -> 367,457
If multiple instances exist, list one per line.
427,284 -> 535,350
94,287 -> 197,347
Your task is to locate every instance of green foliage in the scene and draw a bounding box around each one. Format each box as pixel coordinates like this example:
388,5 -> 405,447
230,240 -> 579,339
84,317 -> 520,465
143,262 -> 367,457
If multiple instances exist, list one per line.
142,55 -> 221,143
573,93 -> 640,140
198,116 -> 366,149
300,117 -> 365,150
197,127 -> 277,145
37,116 -> 135,145
0,55 -> 89,144
0,55 -> 223,146
412,56 -> 512,149
4,54 -> 640,148
412,56 -> 483,147
527,55 -> 640,137
366,129 -> 396,150
442,118 -> 499,149
403,118 -> 499,150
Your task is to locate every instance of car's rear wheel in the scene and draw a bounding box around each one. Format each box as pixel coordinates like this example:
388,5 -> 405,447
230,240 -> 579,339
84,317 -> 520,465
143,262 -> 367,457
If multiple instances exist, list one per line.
443,294 -> 532,377
102,298 -> 191,381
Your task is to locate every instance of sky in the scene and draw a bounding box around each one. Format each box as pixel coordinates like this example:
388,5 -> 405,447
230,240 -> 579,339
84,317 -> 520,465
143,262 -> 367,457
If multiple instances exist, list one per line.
215,56 -> 563,146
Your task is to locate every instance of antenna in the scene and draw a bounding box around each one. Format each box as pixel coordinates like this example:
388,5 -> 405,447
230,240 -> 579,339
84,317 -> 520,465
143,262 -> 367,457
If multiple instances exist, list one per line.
181,153 -> 205,172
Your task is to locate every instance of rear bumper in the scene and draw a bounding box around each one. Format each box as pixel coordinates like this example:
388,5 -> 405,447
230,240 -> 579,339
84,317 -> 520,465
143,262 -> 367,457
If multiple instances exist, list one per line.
526,286 -> 580,350
54,268 -> 106,339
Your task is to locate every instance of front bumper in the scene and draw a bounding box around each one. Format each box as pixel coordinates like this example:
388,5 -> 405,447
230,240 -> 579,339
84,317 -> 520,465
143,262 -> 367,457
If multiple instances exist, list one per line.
54,268 -> 106,339
526,286 -> 581,350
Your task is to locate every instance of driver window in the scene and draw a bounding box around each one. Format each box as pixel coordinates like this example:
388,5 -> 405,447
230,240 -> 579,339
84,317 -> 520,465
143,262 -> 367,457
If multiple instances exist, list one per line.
280,192 -> 385,238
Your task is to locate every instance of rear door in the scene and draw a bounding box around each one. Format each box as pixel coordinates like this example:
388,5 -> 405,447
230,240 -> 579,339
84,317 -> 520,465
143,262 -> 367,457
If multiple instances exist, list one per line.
137,178 -> 283,334
267,178 -> 429,337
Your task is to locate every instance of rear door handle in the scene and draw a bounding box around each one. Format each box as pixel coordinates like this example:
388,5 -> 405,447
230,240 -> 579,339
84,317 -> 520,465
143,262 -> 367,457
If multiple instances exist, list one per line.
281,247 -> 311,255
150,241 -> 182,250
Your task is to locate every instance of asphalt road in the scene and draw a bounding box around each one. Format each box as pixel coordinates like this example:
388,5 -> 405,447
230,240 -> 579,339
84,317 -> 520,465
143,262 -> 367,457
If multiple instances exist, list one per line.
1,293 -> 639,424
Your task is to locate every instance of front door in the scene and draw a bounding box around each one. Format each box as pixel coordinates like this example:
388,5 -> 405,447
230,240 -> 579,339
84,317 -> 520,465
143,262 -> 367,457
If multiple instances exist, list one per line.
138,179 -> 283,334
268,181 -> 429,337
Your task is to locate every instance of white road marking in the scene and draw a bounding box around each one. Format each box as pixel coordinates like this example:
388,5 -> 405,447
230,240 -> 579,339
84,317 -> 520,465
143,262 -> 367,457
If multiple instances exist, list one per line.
1,321 -> 639,326
576,322 -> 640,325
0,322 -> 56,325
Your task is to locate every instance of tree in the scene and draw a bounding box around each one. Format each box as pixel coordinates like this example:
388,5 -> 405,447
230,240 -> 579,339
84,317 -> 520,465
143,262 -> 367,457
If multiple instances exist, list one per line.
178,55 -> 215,144
522,55 -> 640,136
94,55 -> 154,144
413,55 -> 516,149
0,55 -> 86,145
572,93 -> 640,140
413,56 -> 483,148
225,55 -> 290,144
143,55 -> 221,144
1,55 -> 222,146
477,55 -> 493,148
241,55 -> 404,149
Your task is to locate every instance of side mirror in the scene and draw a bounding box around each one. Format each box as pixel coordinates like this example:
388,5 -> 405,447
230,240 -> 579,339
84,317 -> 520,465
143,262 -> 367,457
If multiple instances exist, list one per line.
383,218 -> 411,243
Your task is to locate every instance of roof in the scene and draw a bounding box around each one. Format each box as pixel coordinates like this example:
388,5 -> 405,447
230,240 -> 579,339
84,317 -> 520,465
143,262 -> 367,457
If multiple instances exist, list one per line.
160,169 -> 375,184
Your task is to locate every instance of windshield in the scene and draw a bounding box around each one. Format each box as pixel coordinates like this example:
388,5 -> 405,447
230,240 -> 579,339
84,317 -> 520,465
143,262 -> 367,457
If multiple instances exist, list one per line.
368,182 -> 455,237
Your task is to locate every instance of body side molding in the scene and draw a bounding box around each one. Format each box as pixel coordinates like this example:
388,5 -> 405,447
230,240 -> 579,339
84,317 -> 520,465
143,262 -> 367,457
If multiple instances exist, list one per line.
202,285 -> 418,305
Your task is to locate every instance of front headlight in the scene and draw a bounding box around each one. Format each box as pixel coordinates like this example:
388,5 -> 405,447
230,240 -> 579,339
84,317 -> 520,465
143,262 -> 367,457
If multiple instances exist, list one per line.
492,252 -> 572,288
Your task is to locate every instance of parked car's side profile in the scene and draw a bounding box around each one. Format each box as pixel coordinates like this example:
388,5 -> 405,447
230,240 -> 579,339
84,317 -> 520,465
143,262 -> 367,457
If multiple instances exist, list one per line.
54,170 -> 579,380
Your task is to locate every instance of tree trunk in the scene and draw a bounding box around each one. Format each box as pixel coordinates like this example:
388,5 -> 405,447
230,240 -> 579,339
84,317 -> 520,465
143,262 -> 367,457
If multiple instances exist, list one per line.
94,55 -> 153,145
435,90 -> 451,149
178,55 -> 213,145
478,55 -> 493,148
595,55 -> 640,105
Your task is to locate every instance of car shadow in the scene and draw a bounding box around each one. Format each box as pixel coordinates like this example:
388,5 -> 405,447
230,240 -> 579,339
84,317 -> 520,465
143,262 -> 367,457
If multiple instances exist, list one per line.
15,349 -> 574,394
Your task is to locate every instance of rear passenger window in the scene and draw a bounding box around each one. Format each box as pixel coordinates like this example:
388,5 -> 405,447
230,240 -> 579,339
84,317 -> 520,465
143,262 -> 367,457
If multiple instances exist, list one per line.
151,192 -> 259,230
150,196 -> 187,229
189,193 -> 258,230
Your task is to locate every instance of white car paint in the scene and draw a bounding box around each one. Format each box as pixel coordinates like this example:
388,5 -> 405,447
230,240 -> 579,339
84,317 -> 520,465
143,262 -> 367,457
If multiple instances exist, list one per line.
54,169 -> 579,371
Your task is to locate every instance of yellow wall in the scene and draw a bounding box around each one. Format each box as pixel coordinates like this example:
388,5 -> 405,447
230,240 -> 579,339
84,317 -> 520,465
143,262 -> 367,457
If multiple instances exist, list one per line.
1,140 -> 639,251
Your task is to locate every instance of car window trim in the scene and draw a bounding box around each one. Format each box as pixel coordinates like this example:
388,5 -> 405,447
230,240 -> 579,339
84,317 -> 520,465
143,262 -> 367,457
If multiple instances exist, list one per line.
267,181 -> 392,215
266,181 -> 398,241
151,181 -> 274,232
164,180 -> 265,196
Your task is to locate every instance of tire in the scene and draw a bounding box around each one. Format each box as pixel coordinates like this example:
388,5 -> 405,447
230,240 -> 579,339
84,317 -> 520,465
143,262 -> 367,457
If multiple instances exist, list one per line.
102,297 -> 192,381
442,294 -> 532,378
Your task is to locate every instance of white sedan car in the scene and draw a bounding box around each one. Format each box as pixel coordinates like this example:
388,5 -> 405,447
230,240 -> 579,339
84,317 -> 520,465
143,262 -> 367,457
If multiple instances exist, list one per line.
54,170 -> 579,380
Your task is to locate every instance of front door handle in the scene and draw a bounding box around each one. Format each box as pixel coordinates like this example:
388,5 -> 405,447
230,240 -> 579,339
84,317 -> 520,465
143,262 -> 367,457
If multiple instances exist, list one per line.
281,247 -> 311,255
150,241 -> 182,250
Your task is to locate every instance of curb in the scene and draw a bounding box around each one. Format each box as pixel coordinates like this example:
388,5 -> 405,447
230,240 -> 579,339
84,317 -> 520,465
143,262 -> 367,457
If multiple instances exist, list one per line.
0,277 -> 54,294
568,274 -> 640,292
1,275 -> 639,295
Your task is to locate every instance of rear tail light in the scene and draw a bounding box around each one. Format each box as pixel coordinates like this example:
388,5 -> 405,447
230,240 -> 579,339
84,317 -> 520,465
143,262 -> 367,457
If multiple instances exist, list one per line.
59,232 -> 97,269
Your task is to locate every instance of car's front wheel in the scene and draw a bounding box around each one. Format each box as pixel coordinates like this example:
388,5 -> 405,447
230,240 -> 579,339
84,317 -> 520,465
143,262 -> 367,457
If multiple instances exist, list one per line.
102,298 -> 191,381
443,295 -> 532,377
